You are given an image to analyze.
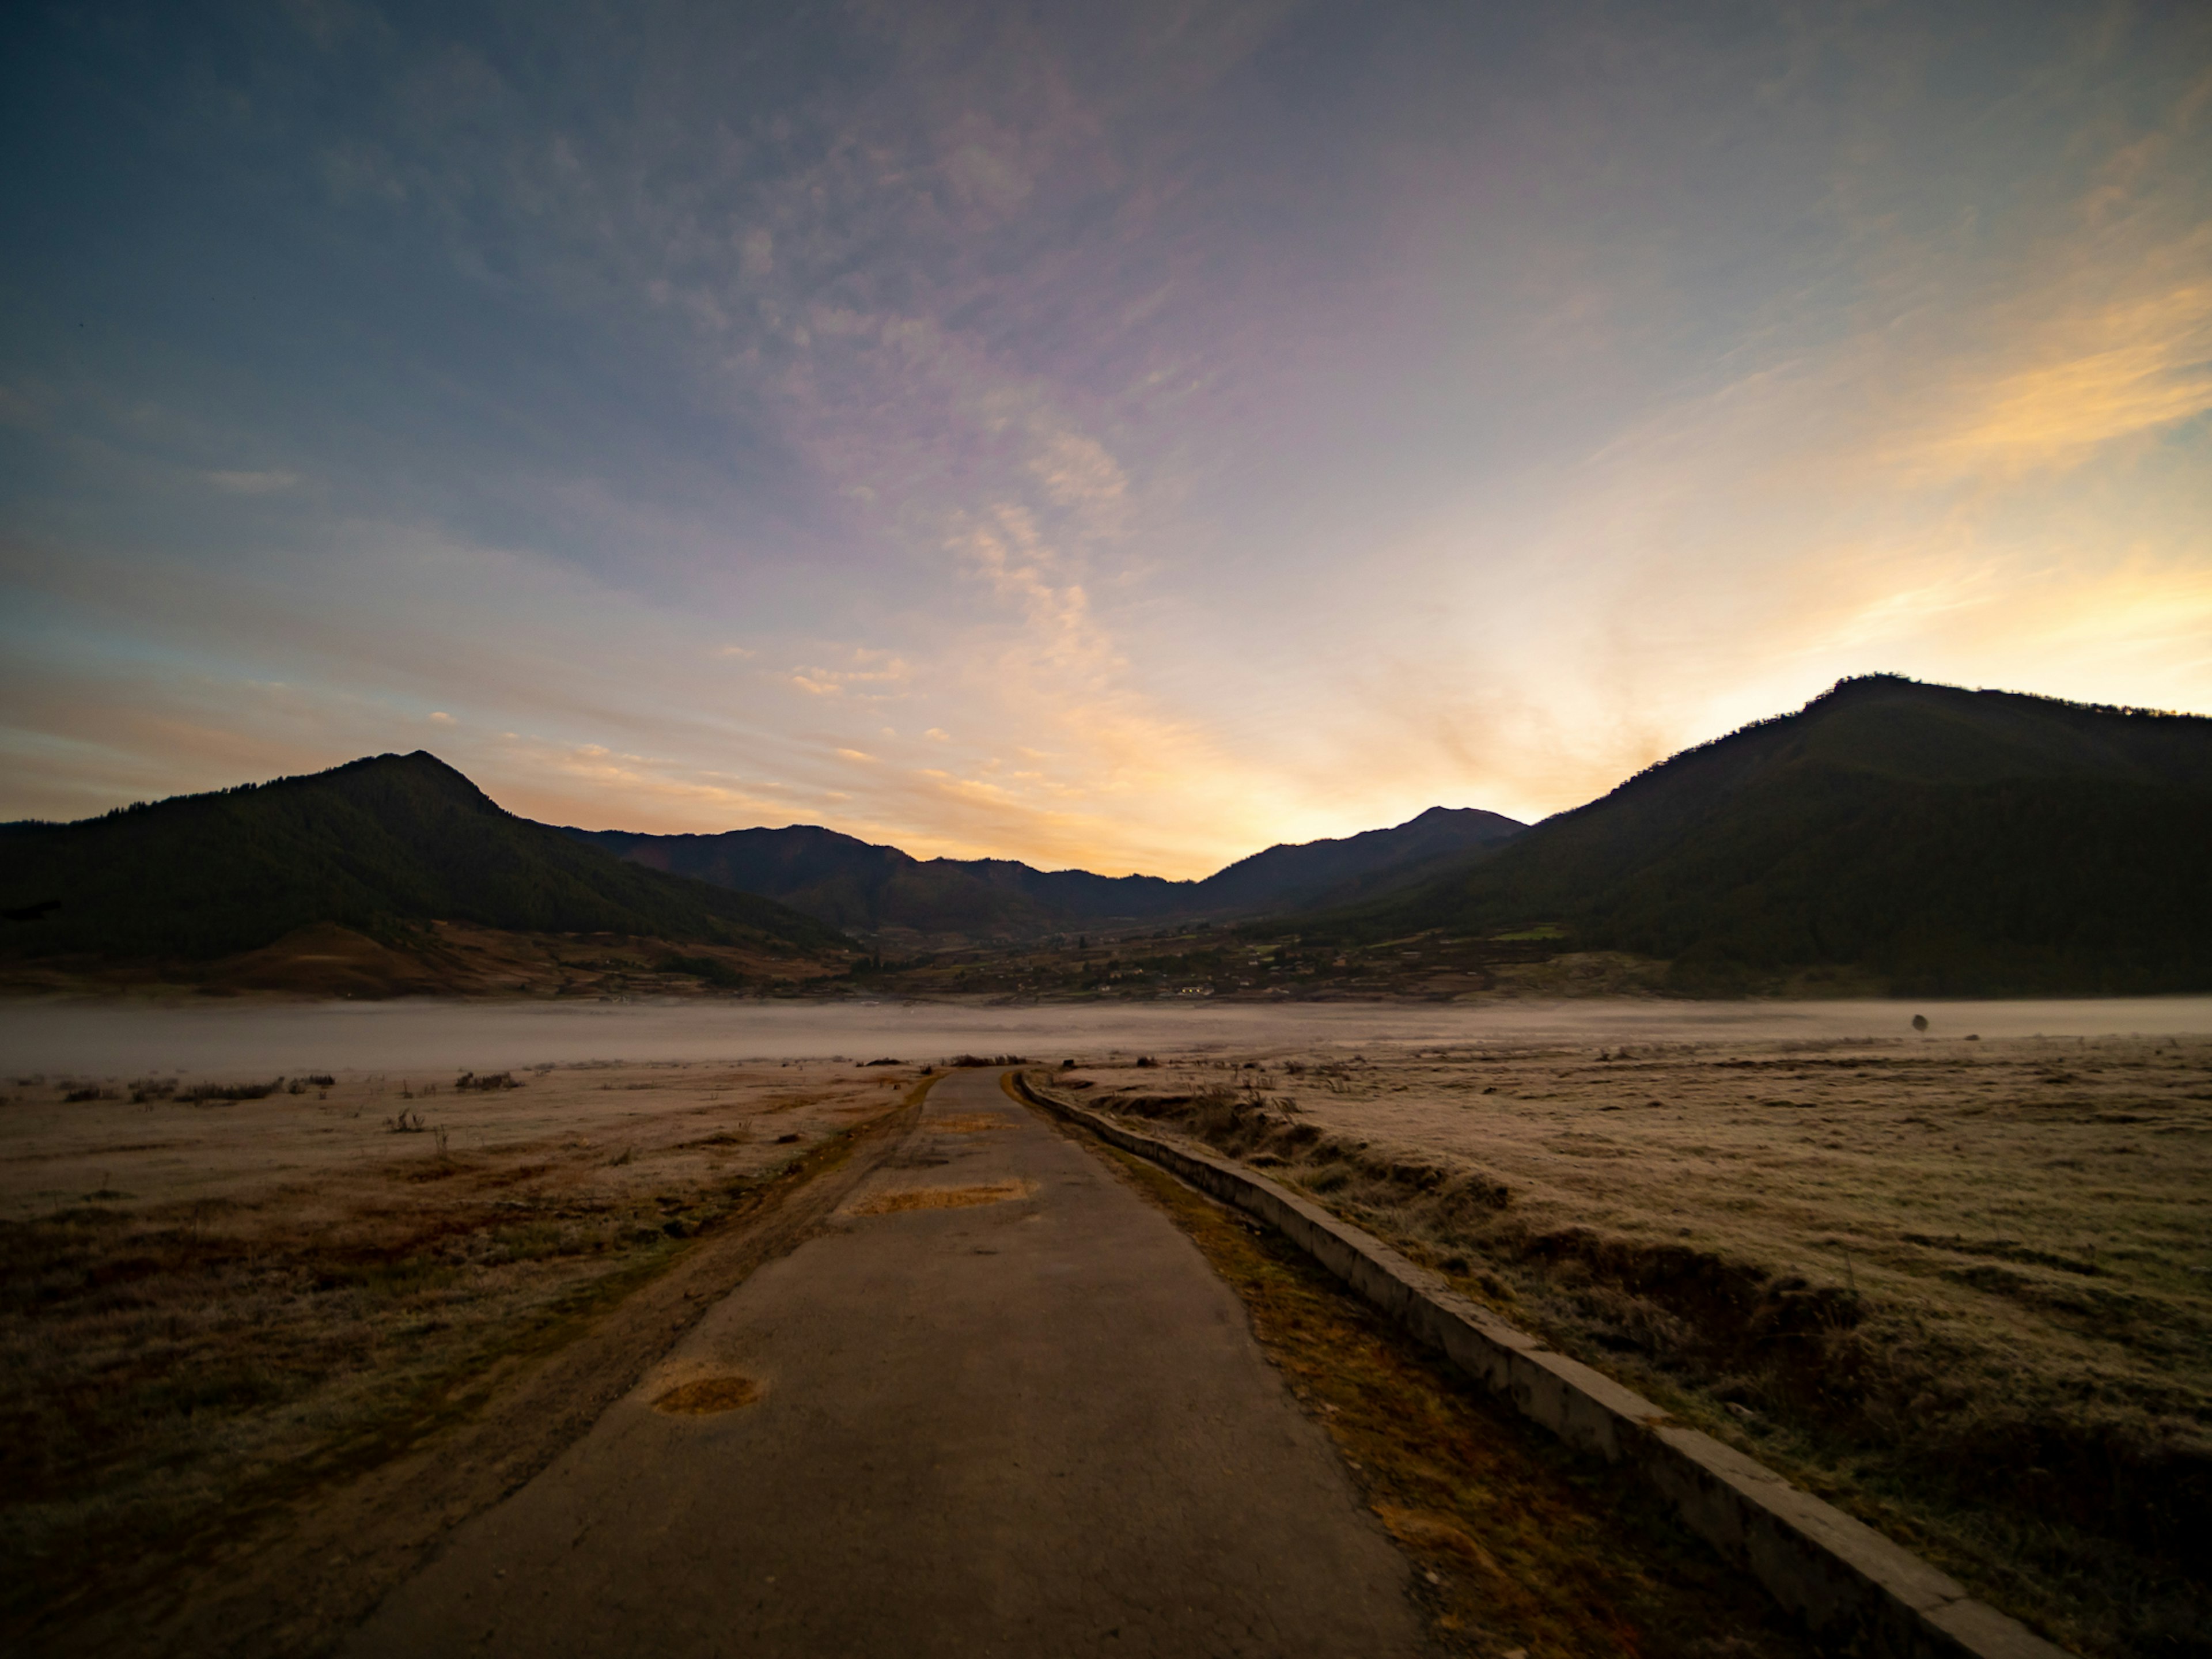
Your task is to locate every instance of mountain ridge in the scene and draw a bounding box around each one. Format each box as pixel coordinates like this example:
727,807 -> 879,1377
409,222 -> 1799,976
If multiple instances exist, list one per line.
8,674 -> 2207,998
0,751 -> 844,967
1308,675 -> 2212,994
564,804 -> 1527,940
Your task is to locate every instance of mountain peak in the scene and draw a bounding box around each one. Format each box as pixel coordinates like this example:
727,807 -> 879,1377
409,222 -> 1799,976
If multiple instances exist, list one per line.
1,751 -> 842,963
335,747 -> 483,786
567,800 -> 1528,937
1340,674 -> 2212,993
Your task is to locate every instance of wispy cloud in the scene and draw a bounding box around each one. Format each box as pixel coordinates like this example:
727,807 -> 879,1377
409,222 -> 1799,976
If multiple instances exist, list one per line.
1911,272 -> 2212,476
6,1 -> 2209,870
204,469 -> 301,495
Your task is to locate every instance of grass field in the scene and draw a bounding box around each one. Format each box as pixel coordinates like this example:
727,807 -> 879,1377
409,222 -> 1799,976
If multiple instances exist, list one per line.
0,1058 -> 912,1635
1064,1032 -> 2212,1659
11,1025 -> 2206,1656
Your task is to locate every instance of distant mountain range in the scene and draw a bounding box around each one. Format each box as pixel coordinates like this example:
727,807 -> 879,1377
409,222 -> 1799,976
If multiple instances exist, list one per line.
563,805 -> 1526,941
0,749 -> 1523,975
1326,675 -> 2212,994
0,752 -> 842,967
5,675 -> 2207,997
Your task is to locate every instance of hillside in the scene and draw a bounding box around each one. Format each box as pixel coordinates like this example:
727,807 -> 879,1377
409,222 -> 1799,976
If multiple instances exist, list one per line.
571,824 -> 1185,937
1324,676 -> 2212,994
0,752 -> 844,968
1195,806 -> 1524,914
567,805 -> 1525,939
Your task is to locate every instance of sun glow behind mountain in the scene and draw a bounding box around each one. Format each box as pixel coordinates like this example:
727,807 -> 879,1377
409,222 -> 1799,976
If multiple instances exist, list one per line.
2,2 -> 2207,876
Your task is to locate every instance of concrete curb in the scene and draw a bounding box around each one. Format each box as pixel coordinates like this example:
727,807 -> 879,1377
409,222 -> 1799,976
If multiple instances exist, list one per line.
1014,1072 -> 2072,1659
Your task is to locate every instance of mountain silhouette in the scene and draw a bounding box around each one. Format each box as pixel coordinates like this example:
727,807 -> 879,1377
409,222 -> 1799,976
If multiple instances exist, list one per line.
1317,676 -> 2212,994
566,806 -> 1525,938
0,751 -> 842,964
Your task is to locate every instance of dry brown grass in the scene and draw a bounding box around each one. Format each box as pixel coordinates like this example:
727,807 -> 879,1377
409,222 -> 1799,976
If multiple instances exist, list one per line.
847,1178 -> 1035,1215
1067,1034 -> 2212,1659
652,1374 -> 764,1414
930,1113 -> 1015,1134
0,1059 -> 908,1634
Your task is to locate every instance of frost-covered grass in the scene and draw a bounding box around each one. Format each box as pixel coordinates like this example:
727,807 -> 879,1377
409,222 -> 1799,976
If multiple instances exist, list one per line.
0,1059 -> 908,1632
1067,1034 -> 2212,1659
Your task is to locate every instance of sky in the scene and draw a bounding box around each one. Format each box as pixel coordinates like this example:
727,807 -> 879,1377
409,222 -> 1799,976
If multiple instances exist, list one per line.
3,0 -> 2209,877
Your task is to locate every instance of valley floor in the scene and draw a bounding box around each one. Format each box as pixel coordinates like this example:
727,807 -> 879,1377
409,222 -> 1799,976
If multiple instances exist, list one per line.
1062,1034 -> 2212,1659
6,1010 -> 2209,1657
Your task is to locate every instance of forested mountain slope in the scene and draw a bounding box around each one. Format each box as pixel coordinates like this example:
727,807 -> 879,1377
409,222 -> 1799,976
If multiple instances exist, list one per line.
571,823 -> 1183,936
1319,677 -> 2212,994
569,805 -> 1525,937
1195,806 -> 1524,914
0,752 -> 842,964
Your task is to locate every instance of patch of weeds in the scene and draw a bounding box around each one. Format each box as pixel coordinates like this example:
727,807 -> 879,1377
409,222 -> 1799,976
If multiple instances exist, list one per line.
485,1222 -> 579,1265
179,1081 -> 282,1104
314,1254 -> 463,1301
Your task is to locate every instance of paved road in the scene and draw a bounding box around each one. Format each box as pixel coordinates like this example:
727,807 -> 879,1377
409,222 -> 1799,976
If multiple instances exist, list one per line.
346,1068 -> 1426,1658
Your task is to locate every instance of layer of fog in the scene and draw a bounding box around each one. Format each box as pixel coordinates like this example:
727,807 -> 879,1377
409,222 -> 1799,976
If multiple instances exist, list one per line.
6,996 -> 2212,1078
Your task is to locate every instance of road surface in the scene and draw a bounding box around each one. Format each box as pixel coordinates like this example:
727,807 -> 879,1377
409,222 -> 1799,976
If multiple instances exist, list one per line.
345,1067 -> 1426,1658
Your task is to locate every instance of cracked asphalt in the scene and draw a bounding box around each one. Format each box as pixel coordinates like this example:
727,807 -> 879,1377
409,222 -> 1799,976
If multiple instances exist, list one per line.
343,1066 -> 1426,1658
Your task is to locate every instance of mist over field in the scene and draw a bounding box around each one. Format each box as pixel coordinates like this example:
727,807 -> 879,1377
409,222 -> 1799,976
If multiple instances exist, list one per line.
10,995 -> 2212,1077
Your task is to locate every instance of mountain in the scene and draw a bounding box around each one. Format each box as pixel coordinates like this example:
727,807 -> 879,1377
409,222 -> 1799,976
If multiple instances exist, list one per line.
1194,806 -> 1525,914
567,805 -> 1525,940
571,824 -> 1185,937
1319,676 -> 2212,994
0,752 -> 844,965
